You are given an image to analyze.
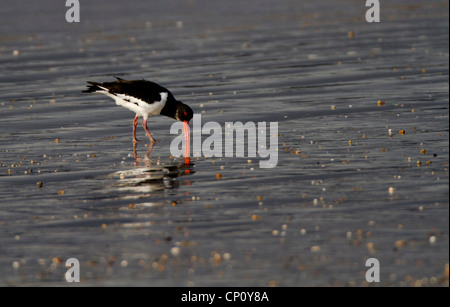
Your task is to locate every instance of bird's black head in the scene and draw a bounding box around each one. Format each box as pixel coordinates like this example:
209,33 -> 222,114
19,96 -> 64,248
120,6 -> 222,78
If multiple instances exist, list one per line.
176,103 -> 194,123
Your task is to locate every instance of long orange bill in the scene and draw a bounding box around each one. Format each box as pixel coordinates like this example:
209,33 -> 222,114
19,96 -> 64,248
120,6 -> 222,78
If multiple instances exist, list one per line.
183,121 -> 190,165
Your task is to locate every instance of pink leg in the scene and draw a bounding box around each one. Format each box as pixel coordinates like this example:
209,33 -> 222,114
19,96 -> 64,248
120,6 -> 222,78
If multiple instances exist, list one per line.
133,115 -> 140,143
142,118 -> 157,143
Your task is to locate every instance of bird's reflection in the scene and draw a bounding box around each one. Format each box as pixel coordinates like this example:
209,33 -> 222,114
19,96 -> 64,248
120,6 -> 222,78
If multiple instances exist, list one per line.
133,141 -> 154,165
133,141 -> 190,167
109,143 -> 194,196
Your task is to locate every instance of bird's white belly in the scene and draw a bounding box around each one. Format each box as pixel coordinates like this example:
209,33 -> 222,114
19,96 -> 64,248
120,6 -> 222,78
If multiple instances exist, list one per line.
103,91 -> 167,118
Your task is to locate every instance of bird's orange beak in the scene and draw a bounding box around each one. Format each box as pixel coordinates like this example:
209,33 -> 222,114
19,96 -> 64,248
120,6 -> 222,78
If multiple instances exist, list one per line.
183,121 -> 190,165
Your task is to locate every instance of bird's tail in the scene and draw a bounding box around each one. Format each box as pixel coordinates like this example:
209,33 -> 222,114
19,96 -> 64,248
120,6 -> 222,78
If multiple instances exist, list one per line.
83,77 -> 129,93
83,81 -> 105,93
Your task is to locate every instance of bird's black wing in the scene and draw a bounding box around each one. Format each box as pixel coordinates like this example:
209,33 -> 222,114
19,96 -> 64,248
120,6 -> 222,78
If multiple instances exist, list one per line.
84,77 -> 171,104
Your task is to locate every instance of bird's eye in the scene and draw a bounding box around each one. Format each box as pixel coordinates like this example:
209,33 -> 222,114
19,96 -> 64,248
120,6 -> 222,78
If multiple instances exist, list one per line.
184,111 -> 188,116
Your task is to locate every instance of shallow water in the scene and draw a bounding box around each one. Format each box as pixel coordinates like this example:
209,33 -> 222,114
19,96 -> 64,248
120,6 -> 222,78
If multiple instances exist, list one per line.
0,0 -> 448,286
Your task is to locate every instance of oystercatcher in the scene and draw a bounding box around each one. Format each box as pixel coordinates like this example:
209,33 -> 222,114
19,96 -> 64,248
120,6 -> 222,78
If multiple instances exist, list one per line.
83,77 -> 193,144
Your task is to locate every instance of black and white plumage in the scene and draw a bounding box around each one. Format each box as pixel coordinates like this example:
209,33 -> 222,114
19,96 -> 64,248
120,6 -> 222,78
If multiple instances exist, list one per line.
83,77 -> 193,143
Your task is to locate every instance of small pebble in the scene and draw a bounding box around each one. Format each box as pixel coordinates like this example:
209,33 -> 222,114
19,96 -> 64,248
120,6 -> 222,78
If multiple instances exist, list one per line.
388,187 -> 396,195
394,240 -> 406,248
171,247 -> 181,257
310,245 -> 320,252
251,215 -> 260,221
429,236 -> 436,245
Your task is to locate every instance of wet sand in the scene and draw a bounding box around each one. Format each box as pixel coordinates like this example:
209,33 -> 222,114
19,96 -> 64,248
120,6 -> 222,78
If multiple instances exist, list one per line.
0,0 -> 448,286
